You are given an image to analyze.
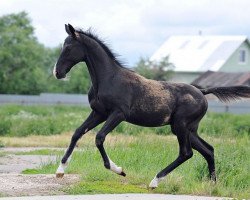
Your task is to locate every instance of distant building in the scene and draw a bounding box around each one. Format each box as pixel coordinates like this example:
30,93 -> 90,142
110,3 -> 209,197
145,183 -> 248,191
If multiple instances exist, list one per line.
151,35 -> 250,83
191,70 -> 250,88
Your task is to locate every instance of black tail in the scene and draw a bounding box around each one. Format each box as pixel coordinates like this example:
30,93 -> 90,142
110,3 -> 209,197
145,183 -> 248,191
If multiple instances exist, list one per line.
199,86 -> 250,103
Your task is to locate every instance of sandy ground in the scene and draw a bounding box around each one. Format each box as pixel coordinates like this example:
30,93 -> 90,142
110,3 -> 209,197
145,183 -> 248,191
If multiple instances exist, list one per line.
0,174 -> 80,196
0,148 -> 80,197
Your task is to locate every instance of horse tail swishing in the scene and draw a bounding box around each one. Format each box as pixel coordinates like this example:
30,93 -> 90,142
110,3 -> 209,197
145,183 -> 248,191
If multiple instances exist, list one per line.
198,86 -> 250,103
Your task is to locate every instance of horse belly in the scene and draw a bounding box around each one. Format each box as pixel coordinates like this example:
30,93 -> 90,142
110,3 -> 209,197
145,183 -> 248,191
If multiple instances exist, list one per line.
126,91 -> 174,127
126,107 -> 171,127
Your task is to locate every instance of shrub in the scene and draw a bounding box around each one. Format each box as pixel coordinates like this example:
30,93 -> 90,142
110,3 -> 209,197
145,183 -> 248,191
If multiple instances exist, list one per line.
0,119 -> 11,136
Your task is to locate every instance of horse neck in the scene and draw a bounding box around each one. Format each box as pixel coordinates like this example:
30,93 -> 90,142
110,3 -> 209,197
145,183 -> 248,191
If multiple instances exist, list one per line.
84,46 -> 119,94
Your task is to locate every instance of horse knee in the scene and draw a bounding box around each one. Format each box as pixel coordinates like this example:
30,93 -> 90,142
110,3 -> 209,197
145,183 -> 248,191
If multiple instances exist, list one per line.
209,150 -> 214,158
71,133 -> 81,143
210,146 -> 214,154
71,127 -> 85,142
95,134 -> 105,147
180,150 -> 193,160
186,151 -> 193,159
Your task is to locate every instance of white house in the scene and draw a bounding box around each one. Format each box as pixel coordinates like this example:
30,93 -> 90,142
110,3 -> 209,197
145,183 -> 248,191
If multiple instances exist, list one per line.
150,35 -> 250,83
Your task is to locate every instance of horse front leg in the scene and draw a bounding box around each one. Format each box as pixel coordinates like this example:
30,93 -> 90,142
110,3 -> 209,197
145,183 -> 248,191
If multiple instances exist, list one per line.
95,110 -> 126,176
56,111 -> 105,178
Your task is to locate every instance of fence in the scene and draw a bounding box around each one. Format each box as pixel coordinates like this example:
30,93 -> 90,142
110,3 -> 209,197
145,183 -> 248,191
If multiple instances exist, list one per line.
0,93 -> 89,106
1,93 -> 250,114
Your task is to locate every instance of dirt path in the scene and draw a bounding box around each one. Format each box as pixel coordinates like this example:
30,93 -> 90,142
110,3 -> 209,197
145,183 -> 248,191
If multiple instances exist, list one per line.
0,174 -> 79,196
0,154 -> 57,173
0,148 -> 80,197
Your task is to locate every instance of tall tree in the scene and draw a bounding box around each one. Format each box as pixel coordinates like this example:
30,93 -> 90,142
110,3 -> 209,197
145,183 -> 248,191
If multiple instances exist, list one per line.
0,11 -> 91,94
134,56 -> 174,81
0,11 -> 47,94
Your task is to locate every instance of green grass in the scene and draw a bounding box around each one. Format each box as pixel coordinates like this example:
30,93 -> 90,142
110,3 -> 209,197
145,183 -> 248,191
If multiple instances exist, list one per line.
0,193 -> 5,198
23,134 -> 250,199
0,105 -> 90,136
66,181 -> 148,194
0,152 -> 6,157
13,149 -> 64,156
0,140 -> 4,148
0,105 -> 250,137
1,105 -> 249,198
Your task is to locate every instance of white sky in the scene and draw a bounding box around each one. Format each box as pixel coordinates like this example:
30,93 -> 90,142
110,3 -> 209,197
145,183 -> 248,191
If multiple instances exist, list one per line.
1,0 -> 250,66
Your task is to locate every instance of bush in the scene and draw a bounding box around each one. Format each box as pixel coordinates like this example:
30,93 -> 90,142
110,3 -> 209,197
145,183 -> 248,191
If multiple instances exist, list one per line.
0,105 -> 87,137
1,105 -> 250,138
0,119 -> 11,136
0,140 -> 4,147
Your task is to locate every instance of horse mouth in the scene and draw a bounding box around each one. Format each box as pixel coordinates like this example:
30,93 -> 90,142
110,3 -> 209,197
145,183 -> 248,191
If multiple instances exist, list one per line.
56,74 -> 66,79
53,68 -> 66,79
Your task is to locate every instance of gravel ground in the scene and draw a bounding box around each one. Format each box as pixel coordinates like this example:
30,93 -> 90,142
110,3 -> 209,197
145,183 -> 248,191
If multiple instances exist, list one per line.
0,174 -> 80,196
0,148 -> 80,197
0,154 -> 57,173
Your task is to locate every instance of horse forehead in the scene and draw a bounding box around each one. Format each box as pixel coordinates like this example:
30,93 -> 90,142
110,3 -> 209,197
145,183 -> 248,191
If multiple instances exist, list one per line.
64,36 -> 74,44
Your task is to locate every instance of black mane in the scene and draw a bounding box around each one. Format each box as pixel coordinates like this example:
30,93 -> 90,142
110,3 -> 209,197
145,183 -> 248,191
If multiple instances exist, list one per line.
76,28 -> 126,68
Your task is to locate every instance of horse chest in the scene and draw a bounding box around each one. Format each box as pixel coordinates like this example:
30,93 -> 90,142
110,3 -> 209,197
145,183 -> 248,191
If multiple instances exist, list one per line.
89,96 -> 109,116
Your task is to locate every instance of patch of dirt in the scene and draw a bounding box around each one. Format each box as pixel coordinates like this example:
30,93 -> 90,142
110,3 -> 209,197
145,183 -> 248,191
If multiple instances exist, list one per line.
0,174 -> 80,196
0,148 -> 80,197
0,155 -> 57,173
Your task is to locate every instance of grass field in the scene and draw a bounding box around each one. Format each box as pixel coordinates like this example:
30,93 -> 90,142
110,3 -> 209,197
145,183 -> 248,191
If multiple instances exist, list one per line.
0,104 -> 250,137
0,105 -> 249,199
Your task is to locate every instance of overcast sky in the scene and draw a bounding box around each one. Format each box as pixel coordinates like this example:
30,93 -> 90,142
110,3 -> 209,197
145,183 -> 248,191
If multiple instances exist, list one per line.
1,0 -> 250,66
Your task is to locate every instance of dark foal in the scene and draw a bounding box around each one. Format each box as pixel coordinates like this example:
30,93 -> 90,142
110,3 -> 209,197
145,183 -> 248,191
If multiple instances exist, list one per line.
54,24 -> 250,188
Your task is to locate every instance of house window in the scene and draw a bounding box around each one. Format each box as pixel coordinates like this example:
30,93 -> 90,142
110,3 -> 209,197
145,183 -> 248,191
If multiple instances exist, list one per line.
239,49 -> 246,64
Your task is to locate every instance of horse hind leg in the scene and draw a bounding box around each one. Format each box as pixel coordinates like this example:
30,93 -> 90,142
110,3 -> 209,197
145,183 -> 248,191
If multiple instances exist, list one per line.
149,120 -> 193,188
190,133 -> 216,182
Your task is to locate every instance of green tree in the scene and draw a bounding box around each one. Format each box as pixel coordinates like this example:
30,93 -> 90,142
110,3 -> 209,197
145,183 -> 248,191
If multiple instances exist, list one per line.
0,11 -> 48,94
0,11 -> 95,95
134,56 -> 174,81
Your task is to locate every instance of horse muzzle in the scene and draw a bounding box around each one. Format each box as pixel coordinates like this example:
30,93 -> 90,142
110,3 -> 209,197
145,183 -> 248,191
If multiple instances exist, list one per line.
53,64 -> 66,79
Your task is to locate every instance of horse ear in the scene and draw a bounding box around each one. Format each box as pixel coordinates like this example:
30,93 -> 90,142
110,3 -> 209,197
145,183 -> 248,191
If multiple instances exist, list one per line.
65,24 -> 77,38
65,24 -> 71,35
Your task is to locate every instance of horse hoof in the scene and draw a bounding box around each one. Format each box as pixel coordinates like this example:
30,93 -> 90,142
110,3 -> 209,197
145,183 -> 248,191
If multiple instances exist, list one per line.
148,184 -> 157,190
210,172 -> 217,183
119,171 -> 126,177
149,176 -> 160,189
56,173 -> 64,178
148,186 -> 157,190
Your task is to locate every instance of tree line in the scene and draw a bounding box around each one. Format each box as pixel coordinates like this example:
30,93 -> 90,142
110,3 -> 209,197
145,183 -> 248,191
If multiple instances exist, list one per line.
0,12 -> 173,95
